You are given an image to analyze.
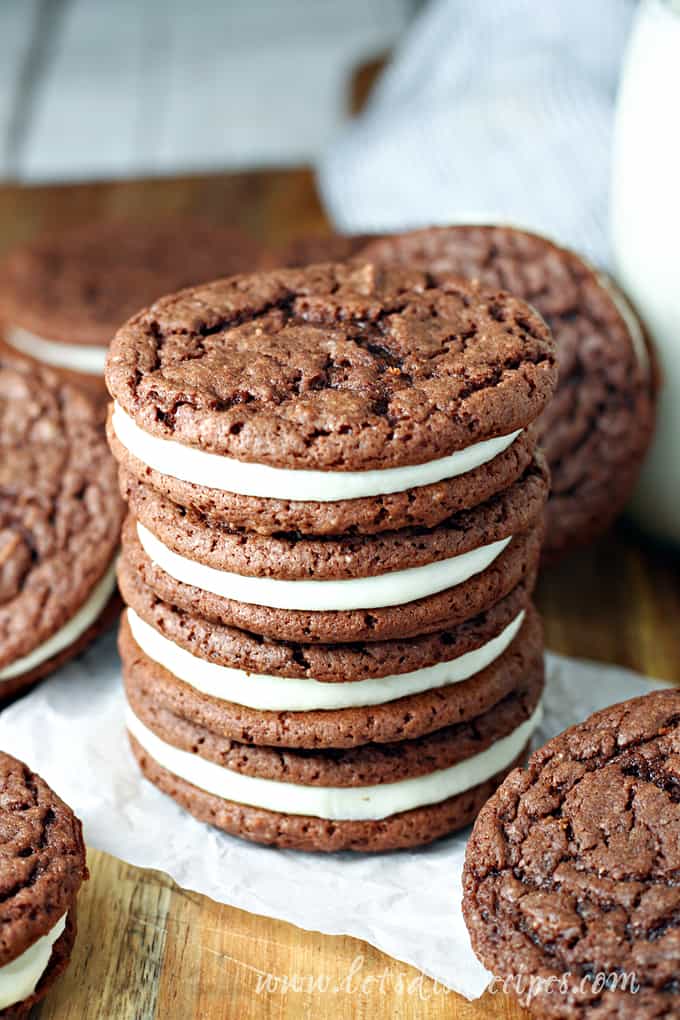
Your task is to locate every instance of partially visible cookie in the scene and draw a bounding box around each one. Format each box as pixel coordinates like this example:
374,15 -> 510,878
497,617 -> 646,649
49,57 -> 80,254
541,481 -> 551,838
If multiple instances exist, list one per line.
357,225 -> 658,560
0,752 -> 88,1017
0,219 -> 263,401
462,689 -> 680,1020
0,356 -> 123,700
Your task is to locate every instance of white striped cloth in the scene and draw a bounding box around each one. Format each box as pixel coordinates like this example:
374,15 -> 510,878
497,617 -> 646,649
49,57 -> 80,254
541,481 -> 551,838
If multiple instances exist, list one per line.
318,0 -> 637,266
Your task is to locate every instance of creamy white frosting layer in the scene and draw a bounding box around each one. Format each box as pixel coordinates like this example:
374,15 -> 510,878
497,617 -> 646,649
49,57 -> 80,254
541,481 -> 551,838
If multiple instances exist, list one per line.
126,701 -> 542,820
127,607 -> 525,711
136,522 -> 511,612
0,563 -> 117,682
112,402 -> 522,502
6,326 -> 108,375
0,914 -> 66,1011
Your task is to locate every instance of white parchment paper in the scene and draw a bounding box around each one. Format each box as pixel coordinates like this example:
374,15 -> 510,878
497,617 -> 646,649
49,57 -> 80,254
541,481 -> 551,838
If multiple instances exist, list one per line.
0,632 -> 667,1000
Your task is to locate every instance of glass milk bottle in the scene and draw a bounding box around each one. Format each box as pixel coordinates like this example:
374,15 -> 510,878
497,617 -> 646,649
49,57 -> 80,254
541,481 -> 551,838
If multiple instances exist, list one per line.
611,0 -> 680,544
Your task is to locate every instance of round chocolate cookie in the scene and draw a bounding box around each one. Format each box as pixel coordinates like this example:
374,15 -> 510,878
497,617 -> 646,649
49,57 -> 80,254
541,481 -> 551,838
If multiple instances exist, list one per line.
462,689 -> 680,1020
119,561 -> 532,683
0,219 -> 263,400
107,262 -> 555,470
0,357 -> 123,700
120,603 -> 542,748
120,514 -> 542,644
126,666 -> 543,852
122,454 -> 547,579
131,735 -> 528,853
0,752 -> 87,1017
110,413 -> 538,536
356,225 -> 658,560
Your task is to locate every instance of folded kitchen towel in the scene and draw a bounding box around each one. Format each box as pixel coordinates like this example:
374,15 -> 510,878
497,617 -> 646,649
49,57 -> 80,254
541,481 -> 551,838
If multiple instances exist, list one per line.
318,0 -> 636,265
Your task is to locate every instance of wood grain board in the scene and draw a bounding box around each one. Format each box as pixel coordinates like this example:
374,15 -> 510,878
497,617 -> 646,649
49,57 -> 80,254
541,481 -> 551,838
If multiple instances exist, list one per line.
0,171 -> 676,1020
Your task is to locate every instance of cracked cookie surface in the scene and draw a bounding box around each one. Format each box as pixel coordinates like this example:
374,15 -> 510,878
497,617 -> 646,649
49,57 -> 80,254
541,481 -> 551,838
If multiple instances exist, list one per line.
106,262 -> 556,471
357,225 -> 657,559
462,689 -> 680,1020
0,357 -> 123,679
0,752 -> 87,966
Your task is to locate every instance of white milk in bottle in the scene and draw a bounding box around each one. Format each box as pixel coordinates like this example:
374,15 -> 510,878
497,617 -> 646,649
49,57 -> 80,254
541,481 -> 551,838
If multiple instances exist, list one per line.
611,0 -> 680,543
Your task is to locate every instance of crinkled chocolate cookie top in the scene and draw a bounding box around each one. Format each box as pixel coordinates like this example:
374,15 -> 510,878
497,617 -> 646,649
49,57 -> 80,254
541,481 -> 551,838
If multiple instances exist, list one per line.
106,262 -> 556,471
0,358 -> 123,670
0,751 -> 87,966
463,689 -> 680,1020
0,219 -> 263,347
358,225 -> 657,557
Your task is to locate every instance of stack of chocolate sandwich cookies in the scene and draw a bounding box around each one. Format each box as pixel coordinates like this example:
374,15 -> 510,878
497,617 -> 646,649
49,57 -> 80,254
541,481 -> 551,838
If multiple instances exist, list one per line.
0,355 -> 123,701
106,262 -> 557,851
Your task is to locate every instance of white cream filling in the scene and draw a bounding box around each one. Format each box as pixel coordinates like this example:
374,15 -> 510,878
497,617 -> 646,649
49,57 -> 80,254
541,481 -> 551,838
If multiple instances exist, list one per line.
112,402 -> 522,502
0,563 -> 117,682
136,522 -> 511,612
127,701 -> 542,821
127,607 -> 525,711
5,326 -> 108,375
0,914 -> 66,1011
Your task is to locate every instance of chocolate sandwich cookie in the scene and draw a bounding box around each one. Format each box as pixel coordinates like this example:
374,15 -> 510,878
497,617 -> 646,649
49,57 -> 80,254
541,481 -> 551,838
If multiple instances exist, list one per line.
122,454 -> 547,580
0,357 -> 123,700
120,512 -> 542,644
119,455 -> 546,645
0,219 -> 263,401
357,225 -> 658,560
0,752 -> 87,1017
126,665 -> 544,852
111,418 -> 538,536
119,562 -> 532,684
462,689 -> 680,1020
117,429 -> 546,646
120,602 -> 542,748
106,262 -> 557,535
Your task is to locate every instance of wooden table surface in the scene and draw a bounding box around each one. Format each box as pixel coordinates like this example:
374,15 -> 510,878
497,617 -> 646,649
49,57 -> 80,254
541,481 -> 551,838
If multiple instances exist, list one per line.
1,171 -> 677,1020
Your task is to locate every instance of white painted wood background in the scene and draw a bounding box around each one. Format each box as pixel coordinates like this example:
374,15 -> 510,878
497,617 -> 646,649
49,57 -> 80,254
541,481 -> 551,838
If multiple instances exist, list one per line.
0,0 -> 414,182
